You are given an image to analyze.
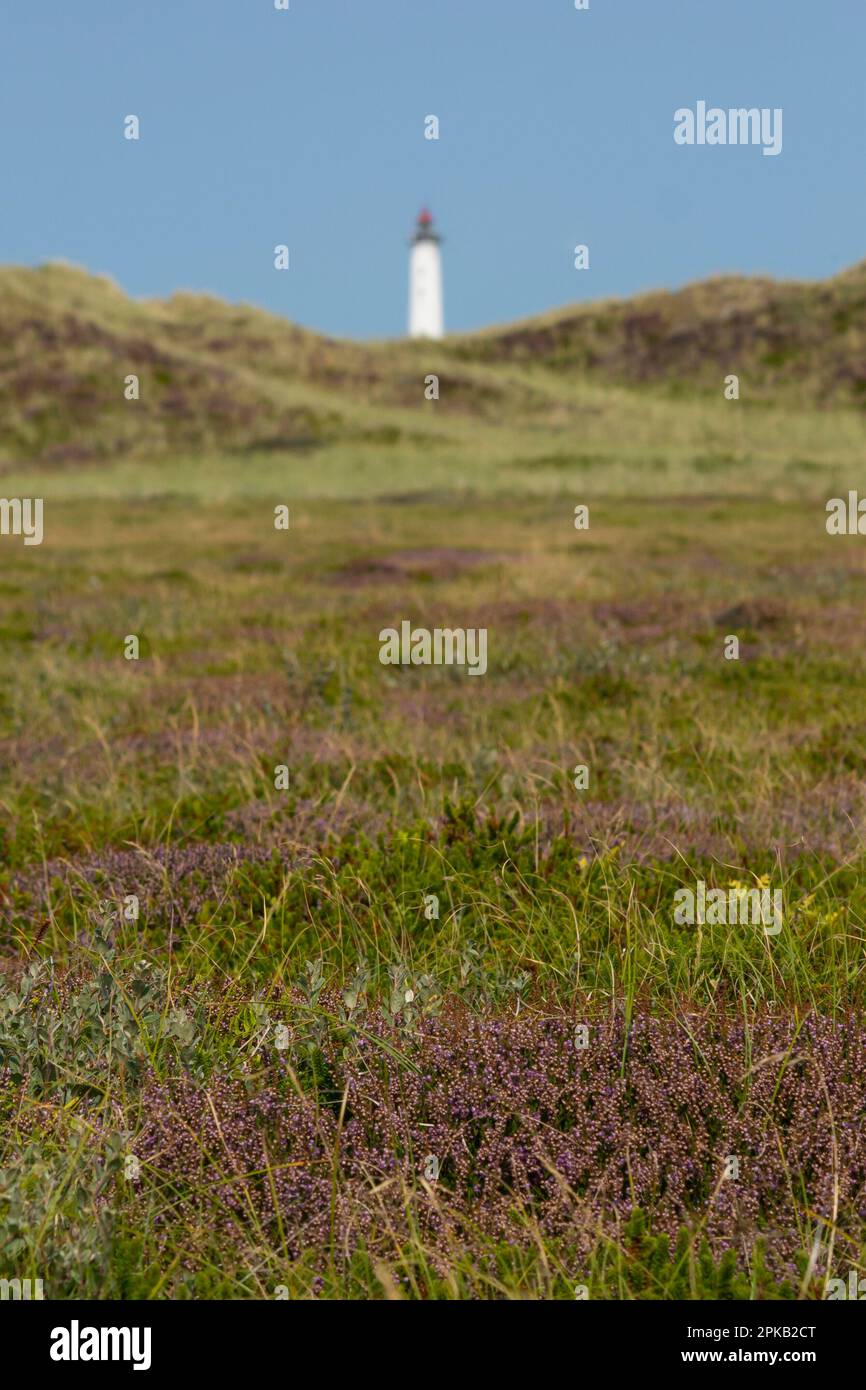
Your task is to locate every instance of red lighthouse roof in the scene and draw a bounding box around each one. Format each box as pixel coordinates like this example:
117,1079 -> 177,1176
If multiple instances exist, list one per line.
411,207 -> 442,245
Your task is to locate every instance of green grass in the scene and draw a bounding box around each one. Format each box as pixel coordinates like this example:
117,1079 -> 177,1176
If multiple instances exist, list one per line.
1,272 -> 865,1297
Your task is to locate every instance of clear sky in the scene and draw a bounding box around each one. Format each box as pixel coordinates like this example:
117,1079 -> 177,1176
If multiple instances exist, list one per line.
2,1 -> 864,339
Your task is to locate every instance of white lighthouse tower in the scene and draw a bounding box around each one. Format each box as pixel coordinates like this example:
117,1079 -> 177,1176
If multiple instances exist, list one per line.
408,207 -> 444,339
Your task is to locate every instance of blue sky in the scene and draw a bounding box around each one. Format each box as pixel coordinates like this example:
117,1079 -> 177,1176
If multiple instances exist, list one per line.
2,1 -> 864,338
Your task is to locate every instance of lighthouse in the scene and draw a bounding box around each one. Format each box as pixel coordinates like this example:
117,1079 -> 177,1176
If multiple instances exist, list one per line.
408,208 -> 444,339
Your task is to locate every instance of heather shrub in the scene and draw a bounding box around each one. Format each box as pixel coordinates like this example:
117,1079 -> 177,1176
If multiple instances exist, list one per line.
3,936 -> 863,1296
132,1004 -> 866,1289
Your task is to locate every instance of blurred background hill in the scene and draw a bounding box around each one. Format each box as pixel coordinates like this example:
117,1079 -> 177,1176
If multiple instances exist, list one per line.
2,258 -> 865,502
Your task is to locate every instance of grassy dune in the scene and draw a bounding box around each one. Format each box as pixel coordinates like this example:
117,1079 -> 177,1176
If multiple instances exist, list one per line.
1,265 -> 865,1298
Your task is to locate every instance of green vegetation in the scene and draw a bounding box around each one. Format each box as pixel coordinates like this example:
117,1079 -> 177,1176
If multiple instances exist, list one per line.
0,262 -> 864,1299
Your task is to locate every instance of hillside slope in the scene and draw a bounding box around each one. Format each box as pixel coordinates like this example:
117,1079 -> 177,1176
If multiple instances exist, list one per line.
0,259 -> 863,468
454,261 -> 866,399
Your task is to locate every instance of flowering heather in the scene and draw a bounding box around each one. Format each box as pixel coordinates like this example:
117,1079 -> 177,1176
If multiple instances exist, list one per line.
4,842 -> 282,937
3,349 -> 866,1305
135,1006 -> 866,1287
